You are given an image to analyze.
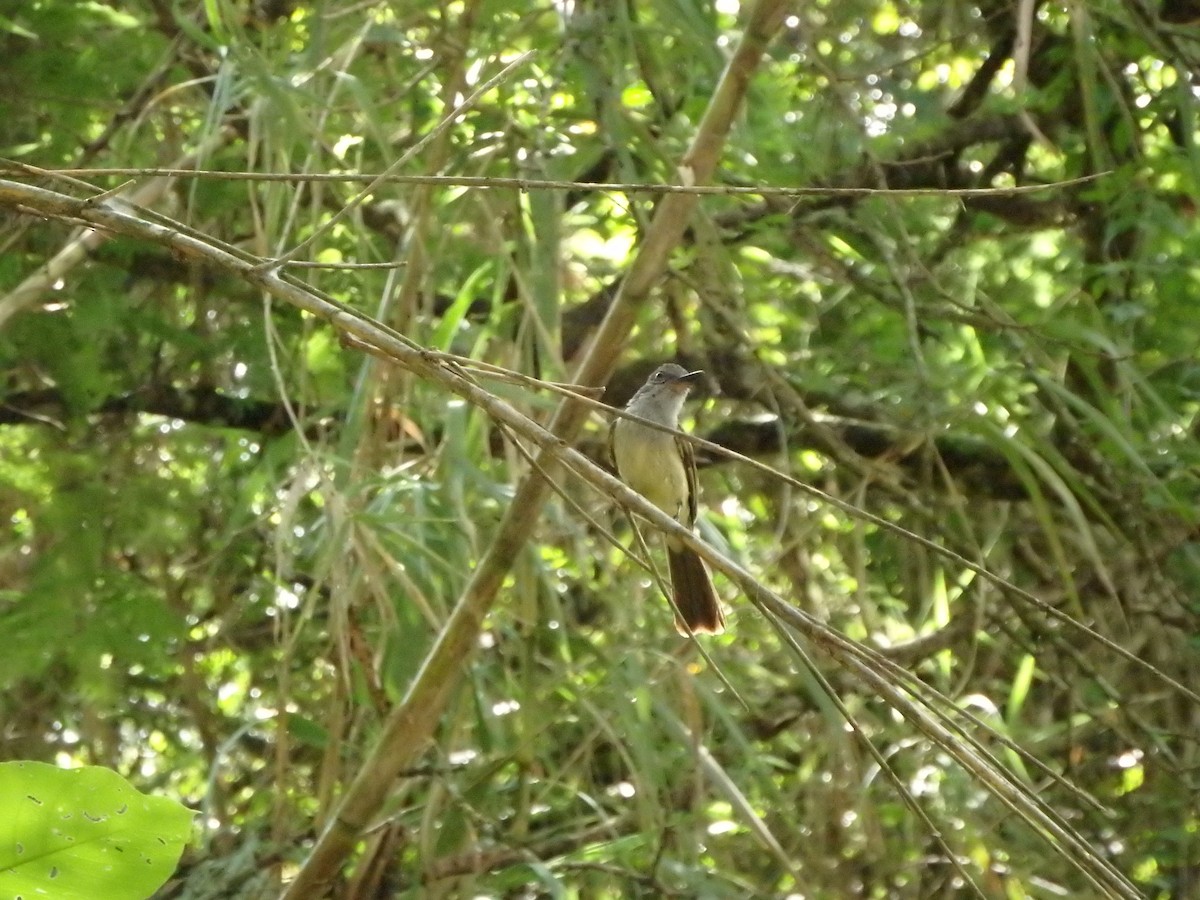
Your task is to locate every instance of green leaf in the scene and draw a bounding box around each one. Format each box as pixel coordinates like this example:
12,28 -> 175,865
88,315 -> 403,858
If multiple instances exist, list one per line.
0,761 -> 193,900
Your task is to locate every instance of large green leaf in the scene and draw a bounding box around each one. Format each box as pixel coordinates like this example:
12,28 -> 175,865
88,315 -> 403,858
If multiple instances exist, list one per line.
0,762 -> 192,900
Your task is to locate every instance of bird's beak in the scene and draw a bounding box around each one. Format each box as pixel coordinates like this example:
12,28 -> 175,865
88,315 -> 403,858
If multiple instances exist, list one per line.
667,369 -> 704,392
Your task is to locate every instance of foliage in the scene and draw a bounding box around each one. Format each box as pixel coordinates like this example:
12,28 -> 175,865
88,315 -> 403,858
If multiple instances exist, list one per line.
1,0 -> 1199,897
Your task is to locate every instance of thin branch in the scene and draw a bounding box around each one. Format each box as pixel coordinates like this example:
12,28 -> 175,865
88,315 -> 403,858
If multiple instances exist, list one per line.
0,127 -> 237,332
0,164 -> 1109,199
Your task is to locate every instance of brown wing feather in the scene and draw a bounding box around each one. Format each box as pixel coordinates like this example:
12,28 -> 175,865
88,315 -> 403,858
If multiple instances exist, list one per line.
676,434 -> 698,527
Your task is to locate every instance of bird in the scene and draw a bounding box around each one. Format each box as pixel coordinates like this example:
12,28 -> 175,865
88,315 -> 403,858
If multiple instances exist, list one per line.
610,363 -> 725,634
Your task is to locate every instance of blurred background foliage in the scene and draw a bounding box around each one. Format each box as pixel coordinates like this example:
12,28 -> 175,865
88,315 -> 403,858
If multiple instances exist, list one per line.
1,0 -> 1199,897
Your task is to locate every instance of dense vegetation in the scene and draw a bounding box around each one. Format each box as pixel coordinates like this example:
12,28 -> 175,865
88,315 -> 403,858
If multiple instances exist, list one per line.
2,0 -> 1198,897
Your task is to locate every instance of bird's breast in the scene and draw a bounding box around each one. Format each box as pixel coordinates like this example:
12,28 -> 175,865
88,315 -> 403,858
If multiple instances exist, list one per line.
612,421 -> 689,520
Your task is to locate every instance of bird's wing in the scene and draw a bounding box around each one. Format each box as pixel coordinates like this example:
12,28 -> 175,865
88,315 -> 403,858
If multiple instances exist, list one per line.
677,433 -> 699,527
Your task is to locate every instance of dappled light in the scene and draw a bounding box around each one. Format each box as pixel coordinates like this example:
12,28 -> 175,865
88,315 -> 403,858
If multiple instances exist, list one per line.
1,0 -> 1199,898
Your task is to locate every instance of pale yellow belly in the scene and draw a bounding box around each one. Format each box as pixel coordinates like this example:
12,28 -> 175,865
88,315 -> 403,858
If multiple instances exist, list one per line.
612,421 -> 688,520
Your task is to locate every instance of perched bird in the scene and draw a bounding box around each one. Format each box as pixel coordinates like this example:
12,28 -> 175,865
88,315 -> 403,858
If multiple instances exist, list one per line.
610,363 -> 725,635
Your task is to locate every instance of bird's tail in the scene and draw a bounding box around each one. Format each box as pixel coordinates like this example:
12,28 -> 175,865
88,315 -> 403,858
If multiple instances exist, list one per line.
667,546 -> 726,635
